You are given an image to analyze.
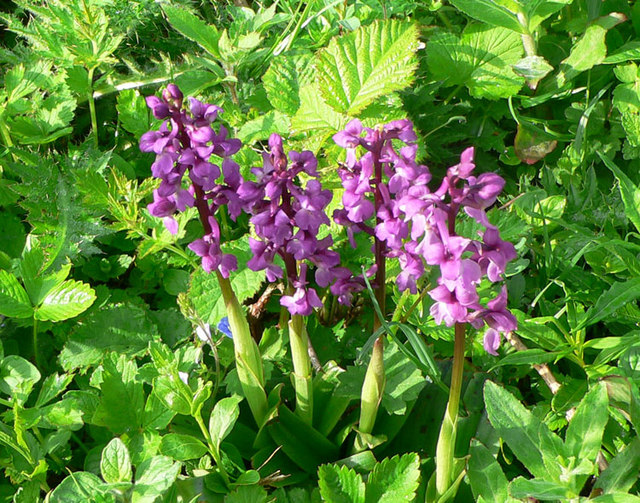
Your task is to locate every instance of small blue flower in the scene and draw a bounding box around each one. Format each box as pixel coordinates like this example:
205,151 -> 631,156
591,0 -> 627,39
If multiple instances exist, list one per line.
217,317 -> 233,338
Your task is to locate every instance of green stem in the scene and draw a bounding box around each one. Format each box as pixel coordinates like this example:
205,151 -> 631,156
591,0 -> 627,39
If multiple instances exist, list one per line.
435,322 -> 466,496
32,319 -> 39,369
194,410 -> 230,487
87,67 -> 98,146
289,313 -> 313,425
217,272 -> 268,426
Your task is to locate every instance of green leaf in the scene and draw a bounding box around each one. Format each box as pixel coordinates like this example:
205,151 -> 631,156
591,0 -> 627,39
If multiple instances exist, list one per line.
93,354 -> 145,434
34,279 -> 96,322
190,239 -> 265,326
318,464 -> 365,503
591,494 -> 640,503
59,305 -> 158,371
225,485 -> 269,503
601,152 -> 640,233
595,437 -> 640,494
489,348 -> 559,369
236,111 -> 290,144
117,89 -> 151,138
49,472 -> 111,503
290,84 -> 349,135
101,437 -> 133,484
579,278 -> 640,330
34,372 -> 73,408
427,25 -> 524,99
565,382 -> 608,462
0,355 -> 41,403
553,13 -> 626,87
509,477 -> 574,500
317,19 -> 419,115
132,455 -> 180,502
263,52 -> 315,115
484,381 -> 565,479
0,270 -> 33,318
467,440 -> 510,502
160,433 -> 208,461
449,0 -> 524,33
523,0 -> 573,32
605,42 -> 640,64
512,55 -> 554,80
209,395 -> 242,451
161,5 -> 220,59
365,453 -> 420,503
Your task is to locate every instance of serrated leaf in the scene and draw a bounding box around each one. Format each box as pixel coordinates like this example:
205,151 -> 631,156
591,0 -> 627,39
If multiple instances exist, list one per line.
317,19 -> 419,115
93,354 -> 145,434
209,395 -> 242,450
49,472 -> 109,503
427,25 -> 524,99
189,240 -> 265,326
34,279 -> 95,322
318,464 -> 365,503
365,453 -> 420,503
263,52 -> 315,115
484,381 -> 565,479
101,437 -> 132,484
225,485 -> 269,503
160,433 -> 208,461
290,84 -> 349,135
117,89 -> 151,138
449,0 -> 523,33
60,305 -> 158,371
162,5 -> 220,59
0,270 -> 33,318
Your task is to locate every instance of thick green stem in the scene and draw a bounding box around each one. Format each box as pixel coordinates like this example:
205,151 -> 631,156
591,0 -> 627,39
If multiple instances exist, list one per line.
289,313 -> 313,425
356,336 -> 385,452
435,322 -> 466,496
87,68 -> 98,146
217,272 -> 268,426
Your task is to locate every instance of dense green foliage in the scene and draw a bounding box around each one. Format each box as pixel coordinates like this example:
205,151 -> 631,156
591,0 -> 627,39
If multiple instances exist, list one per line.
1,1 -> 640,502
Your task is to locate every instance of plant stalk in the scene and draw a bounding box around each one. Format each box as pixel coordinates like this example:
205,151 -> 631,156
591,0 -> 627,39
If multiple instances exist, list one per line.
87,68 -> 98,146
32,319 -> 39,369
288,313 -> 313,424
435,322 -> 466,496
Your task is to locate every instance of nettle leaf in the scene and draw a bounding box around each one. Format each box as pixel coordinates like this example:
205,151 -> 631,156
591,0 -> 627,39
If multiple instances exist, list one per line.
484,381 -> 566,480
189,240 -> 265,326
0,270 -> 33,318
101,437 -> 133,484
162,4 -> 220,59
93,354 -> 145,434
117,89 -> 151,139
263,52 -> 315,115
60,304 -> 158,371
34,279 -> 96,322
160,433 -> 208,461
318,464 -> 365,503
427,25 -> 524,99
365,453 -> 420,503
317,19 -> 419,115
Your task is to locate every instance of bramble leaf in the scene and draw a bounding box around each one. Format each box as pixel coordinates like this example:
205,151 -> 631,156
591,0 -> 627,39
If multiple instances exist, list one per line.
317,20 -> 419,115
